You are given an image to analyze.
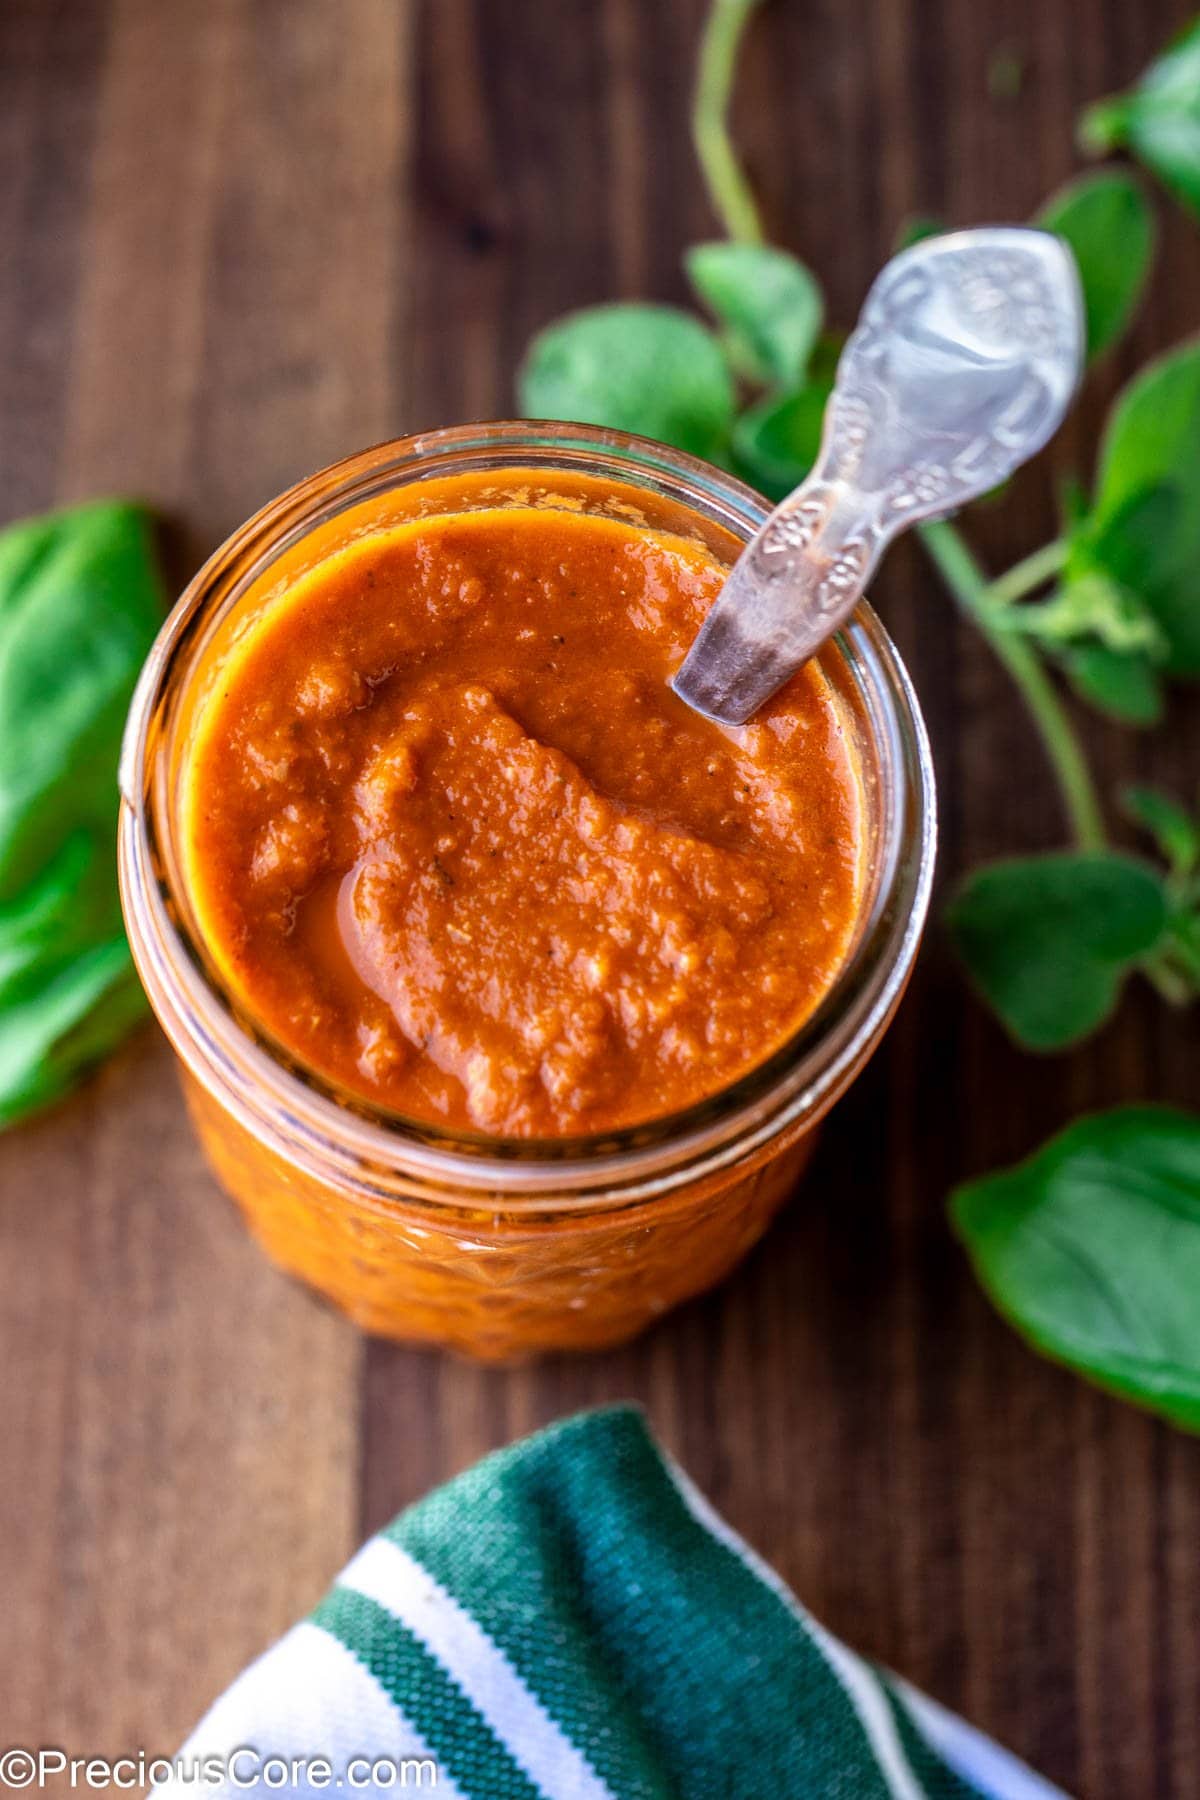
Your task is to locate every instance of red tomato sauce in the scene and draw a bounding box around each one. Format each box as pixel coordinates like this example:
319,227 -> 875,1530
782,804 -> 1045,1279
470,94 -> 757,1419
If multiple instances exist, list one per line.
182,495 -> 865,1136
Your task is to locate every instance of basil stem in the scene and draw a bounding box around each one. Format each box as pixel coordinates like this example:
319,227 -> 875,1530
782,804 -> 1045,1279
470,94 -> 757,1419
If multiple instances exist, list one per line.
917,519 -> 1108,853
692,0 -> 767,246
983,537 -> 1069,609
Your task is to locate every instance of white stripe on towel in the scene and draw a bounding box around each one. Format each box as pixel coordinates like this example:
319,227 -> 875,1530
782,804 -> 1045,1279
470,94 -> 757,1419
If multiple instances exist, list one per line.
338,1536 -> 618,1800
893,1678 -> 1073,1800
155,1618 -> 463,1798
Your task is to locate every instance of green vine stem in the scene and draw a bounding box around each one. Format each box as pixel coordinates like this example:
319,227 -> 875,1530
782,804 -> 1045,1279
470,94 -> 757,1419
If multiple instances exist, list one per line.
1144,952 -> 1193,1006
983,537 -> 1068,609
918,520 -> 1108,852
692,0 -> 767,244
922,520 -> 1192,1005
690,0 -> 1107,861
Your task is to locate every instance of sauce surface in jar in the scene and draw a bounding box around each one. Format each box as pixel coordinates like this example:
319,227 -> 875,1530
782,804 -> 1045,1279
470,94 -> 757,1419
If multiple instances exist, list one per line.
181,489 -> 866,1137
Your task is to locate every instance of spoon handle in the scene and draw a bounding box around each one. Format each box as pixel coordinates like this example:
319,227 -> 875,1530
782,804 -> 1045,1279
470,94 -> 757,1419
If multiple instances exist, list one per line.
674,227 -> 1084,726
670,474 -> 885,723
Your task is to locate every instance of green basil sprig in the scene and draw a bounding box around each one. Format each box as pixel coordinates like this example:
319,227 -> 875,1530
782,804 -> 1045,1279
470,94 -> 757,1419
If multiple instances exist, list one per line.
953,1107 -> 1200,1431
946,853 -> 1168,1050
729,378 -> 832,501
1079,339 -> 1200,675
517,5 -> 1200,1056
0,501 -> 163,1127
685,241 -> 822,389
513,1 -> 1200,1424
1036,170 -> 1155,361
519,304 -> 734,462
1082,20 -> 1200,223
1123,785 -> 1200,998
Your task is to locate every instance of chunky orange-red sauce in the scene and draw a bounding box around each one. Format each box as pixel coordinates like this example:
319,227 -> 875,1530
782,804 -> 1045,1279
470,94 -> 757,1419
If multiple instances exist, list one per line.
182,493 -> 865,1136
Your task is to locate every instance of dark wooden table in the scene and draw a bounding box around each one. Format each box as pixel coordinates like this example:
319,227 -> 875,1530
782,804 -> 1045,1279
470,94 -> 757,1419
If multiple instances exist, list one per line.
3,2 -> 1199,1793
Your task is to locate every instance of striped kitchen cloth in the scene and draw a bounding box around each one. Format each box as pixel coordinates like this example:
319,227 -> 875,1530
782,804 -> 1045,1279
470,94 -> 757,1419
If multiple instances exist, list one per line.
159,1406 -> 1068,1799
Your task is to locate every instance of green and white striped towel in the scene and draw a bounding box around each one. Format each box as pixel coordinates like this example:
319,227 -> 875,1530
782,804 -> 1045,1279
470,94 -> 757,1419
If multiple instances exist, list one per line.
159,1407 -> 1067,1799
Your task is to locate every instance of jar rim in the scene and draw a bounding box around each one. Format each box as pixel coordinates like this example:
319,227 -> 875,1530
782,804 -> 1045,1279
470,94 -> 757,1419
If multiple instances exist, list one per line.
119,421 -> 936,1207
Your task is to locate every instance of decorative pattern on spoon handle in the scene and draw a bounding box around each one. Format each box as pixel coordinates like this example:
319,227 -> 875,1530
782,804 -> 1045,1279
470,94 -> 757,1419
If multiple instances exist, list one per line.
673,227 -> 1084,725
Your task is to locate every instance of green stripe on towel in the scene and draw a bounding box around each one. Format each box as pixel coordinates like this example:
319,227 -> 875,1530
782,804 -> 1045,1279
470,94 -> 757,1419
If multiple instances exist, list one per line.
314,1586 -> 547,1800
388,1407 -> 894,1800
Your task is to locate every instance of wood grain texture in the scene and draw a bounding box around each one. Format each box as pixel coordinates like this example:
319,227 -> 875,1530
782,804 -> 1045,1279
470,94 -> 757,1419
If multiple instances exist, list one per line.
0,0 -> 408,1756
2,0 -> 1199,1792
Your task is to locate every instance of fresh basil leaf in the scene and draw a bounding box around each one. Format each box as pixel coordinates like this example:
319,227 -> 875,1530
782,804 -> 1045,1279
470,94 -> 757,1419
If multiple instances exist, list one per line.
1059,484 -> 1177,714
1081,21 -> 1200,224
1016,571 -> 1164,658
1162,910 -> 1200,986
894,216 -> 944,252
685,242 -> 823,389
1062,643 -> 1163,726
1068,480 -> 1183,596
0,826 -> 146,1126
807,331 -> 845,384
730,380 -> 832,500
1059,476 -> 1091,532
518,304 -> 735,462
1122,785 -> 1199,875
0,500 -> 161,1127
0,501 -> 164,895
1036,171 -> 1155,360
1086,342 -> 1200,672
947,851 -> 1168,1050
0,938 -> 144,1128
952,1106 -> 1200,1431
0,833 -> 120,994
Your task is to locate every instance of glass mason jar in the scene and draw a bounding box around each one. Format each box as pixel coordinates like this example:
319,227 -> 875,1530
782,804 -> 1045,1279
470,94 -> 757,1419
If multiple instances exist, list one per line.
119,423 -> 936,1361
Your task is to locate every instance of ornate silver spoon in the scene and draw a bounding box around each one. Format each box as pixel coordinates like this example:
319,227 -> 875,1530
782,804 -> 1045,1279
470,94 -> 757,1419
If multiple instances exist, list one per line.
672,227 -> 1084,725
